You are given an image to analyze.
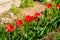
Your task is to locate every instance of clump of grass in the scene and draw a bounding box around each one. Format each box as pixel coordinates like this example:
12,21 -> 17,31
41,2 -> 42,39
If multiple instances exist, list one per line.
10,4 -> 20,15
21,0 -> 34,8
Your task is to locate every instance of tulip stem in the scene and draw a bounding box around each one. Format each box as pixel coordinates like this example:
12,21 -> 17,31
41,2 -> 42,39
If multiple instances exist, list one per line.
9,32 -> 12,40
36,18 -> 40,27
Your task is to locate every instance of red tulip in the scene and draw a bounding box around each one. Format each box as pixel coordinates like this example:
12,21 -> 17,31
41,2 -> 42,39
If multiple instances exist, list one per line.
16,20 -> 23,26
55,4 -> 59,9
24,15 -> 33,22
46,3 -> 52,8
31,16 -> 36,20
34,12 -> 40,18
6,24 -> 14,32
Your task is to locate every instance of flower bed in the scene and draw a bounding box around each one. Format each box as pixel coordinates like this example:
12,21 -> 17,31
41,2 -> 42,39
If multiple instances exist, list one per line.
0,0 -> 60,40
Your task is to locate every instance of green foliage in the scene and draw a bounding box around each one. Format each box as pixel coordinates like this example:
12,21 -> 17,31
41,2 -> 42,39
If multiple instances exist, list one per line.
21,0 -> 34,8
55,0 -> 60,4
54,32 -> 60,40
10,5 -> 20,15
38,0 -> 43,2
